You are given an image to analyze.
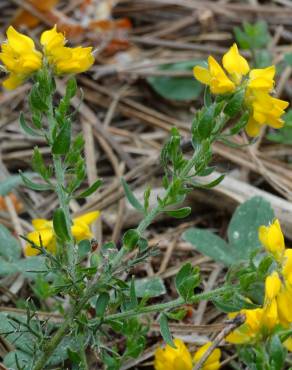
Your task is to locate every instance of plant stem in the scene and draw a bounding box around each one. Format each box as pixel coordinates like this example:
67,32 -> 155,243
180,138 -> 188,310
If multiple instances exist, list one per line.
33,286 -> 94,370
105,286 -> 231,321
53,155 -> 72,235
80,346 -> 89,370
33,317 -> 71,370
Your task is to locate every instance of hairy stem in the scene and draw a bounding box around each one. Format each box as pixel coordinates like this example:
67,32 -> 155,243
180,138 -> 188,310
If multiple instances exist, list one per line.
105,286 -> 231,321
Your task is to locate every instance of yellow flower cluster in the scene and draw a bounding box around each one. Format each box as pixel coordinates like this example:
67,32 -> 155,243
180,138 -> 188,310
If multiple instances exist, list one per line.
154,338 -> 221,370
193,44 -> 289,137
0,26 -> 94,90
25,211 -> 100,256
226,219 -> 292,350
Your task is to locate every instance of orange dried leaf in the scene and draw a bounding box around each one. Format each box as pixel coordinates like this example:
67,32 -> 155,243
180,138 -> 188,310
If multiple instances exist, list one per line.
12,0 -> 59,28
0,193 -> 23,213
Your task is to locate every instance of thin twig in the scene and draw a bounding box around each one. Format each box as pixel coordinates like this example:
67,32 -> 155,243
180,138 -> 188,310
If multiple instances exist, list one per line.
192,315 -> 245,370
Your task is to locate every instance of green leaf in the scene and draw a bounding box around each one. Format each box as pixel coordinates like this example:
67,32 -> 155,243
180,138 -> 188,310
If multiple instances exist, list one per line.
4,350 -> 33,369
213,291 -> 258,313
143,186 -> 151,212
134,277 -> 166,298
175,263 -> 200,302
159,313 -> 175,347
192,174 -> 225,189
66,77 -> 78,99
147,60 -> 204,101
0,224 -> 21,261
269,335 -> 286,370
16,256 -> 47,277
182,228 -> 235,265
20,171 -> 52,191
227,196 -> 275,259
224,89 -> 245,117
29,84 -> 49,112
19,112 -> 41,137
121,178 -> 144,213
75,179 -> 102,198
96,292 -> 110,317
197,104 -> 215,139
0,174 -> 32,196
78,239 -> 91,258
53,208 -> 70,242
32,111 -> 42,129
32,147 -> 51,180
165,207 -> 191,219
123,229 -> 140,250
228,111 -> 249,135
129,277 -> 138,304
52,119 -> 71,155
284,53 -> 292,66
67,348 -> 81,365
125,335 -> 146,359
0,258 -> 17,275
234,21 -> 270,50
254,50 -> 272,68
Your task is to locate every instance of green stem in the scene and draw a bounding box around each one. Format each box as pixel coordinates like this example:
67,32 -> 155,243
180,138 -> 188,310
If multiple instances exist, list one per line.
33,317 -> 71,370
53,154 -> 73,237
33,285 -> 231,370
33,285 -> 94,370
80,346 -> 89,370
105,286 -> 231,321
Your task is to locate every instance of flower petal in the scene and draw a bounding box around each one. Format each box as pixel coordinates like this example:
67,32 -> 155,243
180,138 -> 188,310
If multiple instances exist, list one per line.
193,65 -> 211,85
222,43 -> 249,76
73,211 -> 100,226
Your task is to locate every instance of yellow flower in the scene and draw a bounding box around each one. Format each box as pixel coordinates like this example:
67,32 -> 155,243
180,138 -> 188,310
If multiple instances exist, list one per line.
0,26 -> 42,89
193,56 -> 235,94
247,66 -> 275,92
259,219 -> 285,259
245,91 -> 289,137
283,337 -> 292,351
265,271 -> 281,302
24,211 -> 100,256
193,342 -> 221,370
193,43 -> 250,94
226,305 -> 278,344
154,339 -> 221,370
277,286 -> 292,325
193,43 -> 288,137
282,249 -> 292,285
222,43 -> 250,84
40,26 -> 94,75
154,338 -> 193,370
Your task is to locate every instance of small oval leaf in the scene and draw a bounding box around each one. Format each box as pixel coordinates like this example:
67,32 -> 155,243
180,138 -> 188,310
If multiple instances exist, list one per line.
53,208 -> 70,241
159,313 -> 175,348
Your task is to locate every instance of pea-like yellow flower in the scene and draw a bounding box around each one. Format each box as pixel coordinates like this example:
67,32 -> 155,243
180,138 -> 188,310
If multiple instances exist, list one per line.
222,43 -> 250,84
154,338 -> 221,370
259,219 -> 285,260
259,220 -> 292,326
193,43 -> 251,95
226,304 -> 278,344
40,26 -> 94,75
193,43 -> 289,137
193,56 -> 235,95
247,66 -> 275,91
0,26 -> 42,89
24,211 -> 100,256
276,286 -> 292,325
265,271 -> 282,302
154,338 -> 193,370
245,91 -> 289,137
193,342 -> 221,370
